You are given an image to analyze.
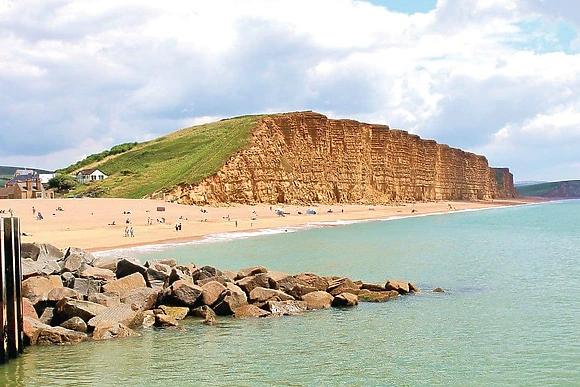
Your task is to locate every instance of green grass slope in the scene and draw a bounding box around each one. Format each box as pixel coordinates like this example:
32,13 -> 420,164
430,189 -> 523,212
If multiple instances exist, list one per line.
517,180 -> 580,198
72,114 -> 267,199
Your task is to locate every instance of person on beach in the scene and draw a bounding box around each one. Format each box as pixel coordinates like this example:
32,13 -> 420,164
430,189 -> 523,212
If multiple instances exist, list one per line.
124,226 -> 129,237
235,220 -> 238,227
32,206 -> 35,215
130,227 -> 134,237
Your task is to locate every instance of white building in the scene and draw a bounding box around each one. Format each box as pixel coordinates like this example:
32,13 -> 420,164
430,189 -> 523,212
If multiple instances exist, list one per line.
76,169 -> 108,184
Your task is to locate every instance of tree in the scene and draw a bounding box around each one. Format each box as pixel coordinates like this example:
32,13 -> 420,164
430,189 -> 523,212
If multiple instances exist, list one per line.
48,174 -> 77,191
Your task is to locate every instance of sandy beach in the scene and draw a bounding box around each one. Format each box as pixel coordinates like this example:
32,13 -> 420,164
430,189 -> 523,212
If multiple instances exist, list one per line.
0,198 -> 538,252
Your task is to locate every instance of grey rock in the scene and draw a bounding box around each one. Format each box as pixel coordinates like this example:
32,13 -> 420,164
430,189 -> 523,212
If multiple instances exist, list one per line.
56,298 -> 107,322
120,287 -> 159,311
72,277 -> 102,297
60,316 -> 88,333
266,300 -> 308,316
88,303 -> 143,329
88,292 -> 121,307
92,321 -> 140,340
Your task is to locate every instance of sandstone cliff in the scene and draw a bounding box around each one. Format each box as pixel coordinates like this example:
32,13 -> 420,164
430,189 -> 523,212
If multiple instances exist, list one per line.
170,112 -> 518,205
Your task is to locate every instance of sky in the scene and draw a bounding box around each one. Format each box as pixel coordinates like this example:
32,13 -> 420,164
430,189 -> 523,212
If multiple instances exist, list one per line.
1,0 -> 579,182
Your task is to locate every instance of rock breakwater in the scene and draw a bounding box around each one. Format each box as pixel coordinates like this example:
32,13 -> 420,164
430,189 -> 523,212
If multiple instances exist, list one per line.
21,242 -> 419,346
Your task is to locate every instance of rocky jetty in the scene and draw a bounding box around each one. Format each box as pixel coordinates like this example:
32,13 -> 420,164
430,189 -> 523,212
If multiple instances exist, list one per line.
21,242 -> 419,346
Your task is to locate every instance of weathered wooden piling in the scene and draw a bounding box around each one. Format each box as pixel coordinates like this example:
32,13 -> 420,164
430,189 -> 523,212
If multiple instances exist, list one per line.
0,217 -> 23,364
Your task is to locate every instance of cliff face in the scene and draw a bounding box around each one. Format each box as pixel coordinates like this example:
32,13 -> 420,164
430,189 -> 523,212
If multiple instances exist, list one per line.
171,112 -> 518,205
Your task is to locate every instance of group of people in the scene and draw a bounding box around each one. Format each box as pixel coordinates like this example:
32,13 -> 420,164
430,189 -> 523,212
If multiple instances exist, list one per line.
174,223 -> 182,231
124,226 -> 135,237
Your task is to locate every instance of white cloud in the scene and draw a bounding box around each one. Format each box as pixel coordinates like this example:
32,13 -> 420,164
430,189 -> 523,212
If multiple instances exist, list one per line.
0,0 -> 578,181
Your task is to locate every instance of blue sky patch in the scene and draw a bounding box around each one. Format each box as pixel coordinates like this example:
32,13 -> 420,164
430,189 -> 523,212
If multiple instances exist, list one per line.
511,19 -> 579,54
361,0 -> 437,15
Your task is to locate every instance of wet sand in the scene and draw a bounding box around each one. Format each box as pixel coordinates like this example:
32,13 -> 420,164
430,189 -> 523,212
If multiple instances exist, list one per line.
0,198 -> 538,252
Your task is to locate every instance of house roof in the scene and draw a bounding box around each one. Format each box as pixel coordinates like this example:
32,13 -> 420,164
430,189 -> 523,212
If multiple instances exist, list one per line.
0,185 -> 20,197
8,174 -> 41,185
78,168 -> 99,176
14,169 -> 37,176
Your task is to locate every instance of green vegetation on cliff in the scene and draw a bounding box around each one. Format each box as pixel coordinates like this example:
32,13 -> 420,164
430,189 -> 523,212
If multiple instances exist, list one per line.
70,114 -> 266,198
516,180 -> 580,198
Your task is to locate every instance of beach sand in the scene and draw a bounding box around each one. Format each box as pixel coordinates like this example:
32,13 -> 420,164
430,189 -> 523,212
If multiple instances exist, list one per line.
0,198 -> 537,252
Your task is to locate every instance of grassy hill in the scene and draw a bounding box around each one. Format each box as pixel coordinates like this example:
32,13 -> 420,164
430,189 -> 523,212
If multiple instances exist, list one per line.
0,166 -> 53,187
517,180 -> 580,198
69,114 -> 267,199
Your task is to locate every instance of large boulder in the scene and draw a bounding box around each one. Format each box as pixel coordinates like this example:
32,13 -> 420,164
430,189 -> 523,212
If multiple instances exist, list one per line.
62,247 -> 95,266
60,253 -> 89,274
191,305 -> 216,325
331,292 -> 359,307
72,278 -> 102,298
22,259 -> 60,279
384,280 -> 410,294
22,297 -> 39,320
92,321 -> 140,340
154,314 -> 179,328
357,289 -> 399,302
159,305 -> 189,320
169,280 -> 203,306
266,300 -> 308,316
284,284 -> 317,300
120,287 -> 159,311
233,304 -> 270,319
47,287 -> 83,303
60,316 -> 88,333
80,267 -> 116,282
327,277 -> 360,296
145,264 -> 171,289
201,281 -> 226,306
249,287 -> 295,303
408,282 -> 420,293
88,292 -> 121,307
115,259 -> 148,280
236,273 -> 274,295
294,273 -> 330,291
301,291 -> 334,310
22,275 -> 63,305
102,272 -> 146,297
145,258 -> 179,268
213,283 -> 248,316
56,298 -> 107,322
21,243 -> 63,261
361,283 -> 386,291
168,266 -> 194,285
24,317 -> 88,345
235,266 -> 268,280
61,272 -> 75,288
88,303 -> 143,329
39,307 -> 55,325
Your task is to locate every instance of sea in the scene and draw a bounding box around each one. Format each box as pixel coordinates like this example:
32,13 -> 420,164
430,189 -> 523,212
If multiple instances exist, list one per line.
2,200 -> 579,386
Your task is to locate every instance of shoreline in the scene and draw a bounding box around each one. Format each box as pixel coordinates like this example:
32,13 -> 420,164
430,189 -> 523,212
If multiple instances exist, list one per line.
0,197 -> 544,253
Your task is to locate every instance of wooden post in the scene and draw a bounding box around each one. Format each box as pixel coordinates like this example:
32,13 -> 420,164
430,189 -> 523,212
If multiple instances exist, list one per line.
0,217 -> 23,364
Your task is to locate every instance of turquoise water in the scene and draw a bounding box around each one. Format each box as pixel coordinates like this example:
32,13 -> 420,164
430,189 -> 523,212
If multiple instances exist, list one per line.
2,200 -> 579,386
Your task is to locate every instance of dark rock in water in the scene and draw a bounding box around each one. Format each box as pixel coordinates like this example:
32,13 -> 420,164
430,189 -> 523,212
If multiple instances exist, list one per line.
433,287 -> 445,293
233,304 -> 270,319
102,272 -> 146,297
56,298 -> 107,323
266,300 -> 308,316
39,307 -> 55,325
169,280 -> 203,306
235,266 -> 268,280
384,280 -> 410,294
327,277 -> 360,296
201,281 -> 226,306
408,282 -> 420,293
80,267 -> 115,281
115,259 -> 147,280
120,287 -> 159,311
88,304 -> 143,329
60,316 -> 88,333
73,277 -> 102,298
357,289 -> 399,302
301,291 -> 334,310
88,292 -> 121,307
332,292 -> 359,307
154,314 -> 179,328
160,305 -> 189,320
92,321 -> 140,340
213,284 -> 248,316
249,287 -> 295,303
22,275 -> 63,305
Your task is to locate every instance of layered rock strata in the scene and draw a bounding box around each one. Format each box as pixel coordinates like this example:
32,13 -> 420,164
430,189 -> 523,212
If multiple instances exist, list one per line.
171,112 -> 517,205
